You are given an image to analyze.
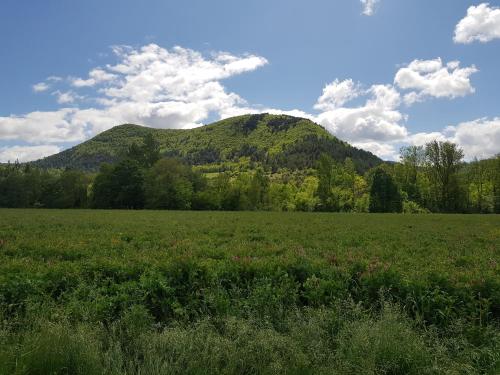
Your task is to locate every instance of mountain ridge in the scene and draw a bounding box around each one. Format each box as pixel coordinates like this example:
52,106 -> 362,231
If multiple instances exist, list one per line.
32,114 -> 382,172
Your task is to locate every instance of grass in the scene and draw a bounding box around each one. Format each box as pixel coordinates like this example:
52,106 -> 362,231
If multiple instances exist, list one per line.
0,209 -> 499,374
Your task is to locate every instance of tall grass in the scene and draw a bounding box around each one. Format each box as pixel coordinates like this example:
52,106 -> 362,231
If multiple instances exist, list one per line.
0,210 -> 499,373
1,301 -> 499,374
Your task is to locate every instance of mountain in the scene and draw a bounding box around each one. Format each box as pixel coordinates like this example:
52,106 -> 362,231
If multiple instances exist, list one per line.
32,114 -> 382,172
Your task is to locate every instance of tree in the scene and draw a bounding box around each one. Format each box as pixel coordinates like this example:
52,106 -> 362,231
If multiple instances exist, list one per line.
51,170 -> 88,208
343,158 -> 356,209
91,160 -> 145,209
0,163 -> 24,207
398,146 -> 425,203
125,133 -> 161,168
470,158 -> 488,212
425,141 -> 464,212
248,168 -> 270,210
316,154 -> 366,212
369,168 -> 402,213
317,154 -> 335,211
295,176 -> 319,212
493,156 -> 500,214
463,155 -> 500,213
144,159 -> 196,210
143,133 -> 161,168
268,181 -> 297,211
212,172 -> 233,210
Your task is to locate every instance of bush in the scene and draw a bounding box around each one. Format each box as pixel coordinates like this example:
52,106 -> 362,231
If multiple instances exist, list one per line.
403,200 -> 430,214
336,304 -> 436,375
4,322 -> 103,375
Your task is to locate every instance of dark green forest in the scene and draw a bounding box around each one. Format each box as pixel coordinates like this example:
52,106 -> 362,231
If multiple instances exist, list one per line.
31,114 -> 382,172
1,128 -> 498,213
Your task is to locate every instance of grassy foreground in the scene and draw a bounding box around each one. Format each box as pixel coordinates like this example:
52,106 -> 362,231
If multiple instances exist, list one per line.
0,210 -> 499,374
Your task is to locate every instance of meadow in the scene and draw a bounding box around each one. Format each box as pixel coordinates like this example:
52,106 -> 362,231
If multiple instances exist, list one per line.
0,209 -> 499,374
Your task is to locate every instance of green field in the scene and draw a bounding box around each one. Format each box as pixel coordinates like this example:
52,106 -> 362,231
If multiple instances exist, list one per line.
0,210 -> 499,374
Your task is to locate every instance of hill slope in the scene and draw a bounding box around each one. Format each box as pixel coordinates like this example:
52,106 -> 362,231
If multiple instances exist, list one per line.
33,114 -> 382,171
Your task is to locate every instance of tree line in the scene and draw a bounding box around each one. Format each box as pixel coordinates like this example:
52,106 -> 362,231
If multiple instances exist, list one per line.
1,134 -> 499,213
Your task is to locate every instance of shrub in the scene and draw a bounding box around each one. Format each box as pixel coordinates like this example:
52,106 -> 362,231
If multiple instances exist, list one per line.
6,322 -> 103,375
336,304 -> 436,375
403,200 -> 430,214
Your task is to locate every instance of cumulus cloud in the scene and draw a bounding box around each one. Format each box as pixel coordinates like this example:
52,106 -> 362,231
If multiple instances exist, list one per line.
360,0 -> 379,16
32,82 -> 50,92
71,68 -> 118,87
0,145 -> 61,163
100,44 -> 267,104
313,64 -> 496,160
408,118 -> 500,160
352,141 -> 400,161
0,44 -> 270,149
33,76 -> 63,93
314,79 -> 362,111
454,3 -> 500,44
407,131 -> 449,147
0,109 -> 88,144
316,84 -> 407,155
1,44 -> 496,162
54,91 -> 79,104
446,118 -> 500,159
395,58 -> 478,104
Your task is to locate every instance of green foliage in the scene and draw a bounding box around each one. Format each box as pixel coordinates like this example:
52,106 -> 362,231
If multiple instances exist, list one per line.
125,132 -> 161,168
397,145 -> 426,203
0,210 -> 499,373
316,154 -> 367,212
32,114 -> 382,172
403,200 -> 430,214
369,167 -> 403,213
425,141 -> 465,212
0,163 -> 89,209
317,154 -> 336,210
336,304 -> 433,375
294,176 -> 319,211
91,160 -> 145,209
6,322 -> 103,375
2,135 -> 499,215
144,158 -> 200,210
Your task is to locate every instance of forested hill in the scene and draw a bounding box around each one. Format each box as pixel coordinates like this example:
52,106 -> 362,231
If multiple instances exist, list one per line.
32,114 -> 382,172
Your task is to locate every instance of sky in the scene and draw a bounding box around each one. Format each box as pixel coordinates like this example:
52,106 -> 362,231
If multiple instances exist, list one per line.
1,0 -> 500,162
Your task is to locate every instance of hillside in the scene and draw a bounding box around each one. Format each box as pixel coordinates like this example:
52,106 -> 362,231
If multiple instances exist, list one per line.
33,113 -> 382,172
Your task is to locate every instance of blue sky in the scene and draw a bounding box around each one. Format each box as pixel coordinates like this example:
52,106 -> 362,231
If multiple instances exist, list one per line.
1,0 -> 499,161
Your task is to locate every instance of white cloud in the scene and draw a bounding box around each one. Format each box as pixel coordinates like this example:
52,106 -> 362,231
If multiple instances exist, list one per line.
447,118 -> 500,160
314,79 -> 362,111
394,58 -> 478,104
101,44 -> 267,104
454,3 -> 500,44
408,118 -> 500,160
33,77 -> 63,93
0,44 -> 270,148
47,76 -> 63,82
353,141 -> 399,160
2,44 -> 496,163
0,109 -> 87,144
55,91 -> 78,104
360,0 -> 379,16
71,68 -> 118,87
316,84 -> 407,149
0,145 -> 61,163
33,82 -> 50,92
408,131 -> 448,147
